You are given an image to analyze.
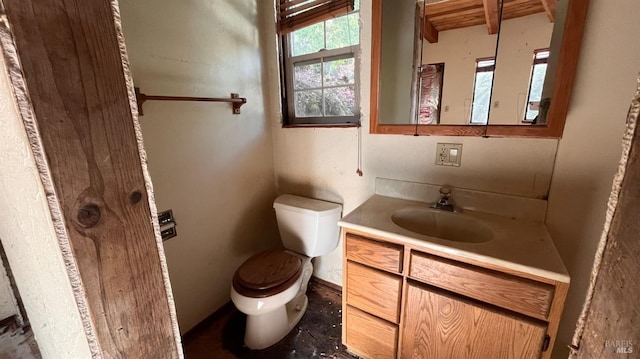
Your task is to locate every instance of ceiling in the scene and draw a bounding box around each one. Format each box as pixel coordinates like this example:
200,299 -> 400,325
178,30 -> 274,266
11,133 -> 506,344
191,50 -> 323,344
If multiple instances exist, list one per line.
421,0 -> 556,43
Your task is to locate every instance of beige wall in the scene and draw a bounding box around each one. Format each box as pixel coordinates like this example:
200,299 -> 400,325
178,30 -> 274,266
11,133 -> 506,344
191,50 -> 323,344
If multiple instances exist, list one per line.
0,56 -> 91,358
119,0 -> 279,333
546,0 -> 640,357
265,1 -> 559,285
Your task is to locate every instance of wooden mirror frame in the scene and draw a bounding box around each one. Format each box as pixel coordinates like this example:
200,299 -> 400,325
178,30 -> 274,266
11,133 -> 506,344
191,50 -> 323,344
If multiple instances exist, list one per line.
370,0 -> 589,138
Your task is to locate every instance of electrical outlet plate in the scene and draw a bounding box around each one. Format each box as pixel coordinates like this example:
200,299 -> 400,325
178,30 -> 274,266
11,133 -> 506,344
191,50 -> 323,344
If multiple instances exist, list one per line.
436,143 -> 462,167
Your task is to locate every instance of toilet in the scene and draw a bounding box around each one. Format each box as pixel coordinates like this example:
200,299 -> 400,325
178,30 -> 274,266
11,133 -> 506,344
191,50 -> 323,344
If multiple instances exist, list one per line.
230,194 -> 342,350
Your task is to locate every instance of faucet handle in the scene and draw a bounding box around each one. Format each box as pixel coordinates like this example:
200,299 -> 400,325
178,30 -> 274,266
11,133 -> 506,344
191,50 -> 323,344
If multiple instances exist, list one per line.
439,186 -> 451,198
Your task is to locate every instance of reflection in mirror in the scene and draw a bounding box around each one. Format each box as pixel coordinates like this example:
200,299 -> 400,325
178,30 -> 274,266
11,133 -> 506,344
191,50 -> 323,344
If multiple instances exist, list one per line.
417,0 -> 500,125
378,0 -> 422,124
489,0 -> 563,126
371,0 -> 588,137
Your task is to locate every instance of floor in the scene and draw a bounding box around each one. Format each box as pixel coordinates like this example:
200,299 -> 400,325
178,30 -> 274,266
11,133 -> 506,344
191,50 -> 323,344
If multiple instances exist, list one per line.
183,280 -> 355,359
0,317 -> 40,359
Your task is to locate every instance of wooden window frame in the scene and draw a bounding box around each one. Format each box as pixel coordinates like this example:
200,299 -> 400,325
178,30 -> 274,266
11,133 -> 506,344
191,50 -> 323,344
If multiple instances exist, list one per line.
277,0 -> 361,127
522,48 -> 550,123
469,57 -> 495,125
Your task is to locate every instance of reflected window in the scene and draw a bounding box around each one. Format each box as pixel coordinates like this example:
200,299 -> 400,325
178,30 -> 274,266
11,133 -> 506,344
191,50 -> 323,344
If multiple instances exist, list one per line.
281,0 -> 361,126
470,58 -> 495,124
524,49 -> 550,122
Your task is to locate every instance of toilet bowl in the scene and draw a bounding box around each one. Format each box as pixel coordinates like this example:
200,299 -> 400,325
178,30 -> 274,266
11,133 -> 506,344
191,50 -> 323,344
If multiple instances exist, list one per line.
231,250 -> 313,349
230,195 -> 342,350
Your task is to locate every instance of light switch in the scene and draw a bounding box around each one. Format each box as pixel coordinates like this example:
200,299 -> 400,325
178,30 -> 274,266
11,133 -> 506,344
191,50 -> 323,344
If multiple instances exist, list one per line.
449,148 -> 458,162
436,143 -> 462,167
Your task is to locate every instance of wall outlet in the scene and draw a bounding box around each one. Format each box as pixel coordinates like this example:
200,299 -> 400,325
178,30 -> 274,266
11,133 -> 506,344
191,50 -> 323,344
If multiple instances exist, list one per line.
436,143 -> 462,167
158,209 -> 177,241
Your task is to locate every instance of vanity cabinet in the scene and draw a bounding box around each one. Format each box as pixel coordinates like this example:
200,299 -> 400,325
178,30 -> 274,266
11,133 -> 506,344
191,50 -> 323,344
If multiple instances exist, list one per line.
341,231 -> 568,359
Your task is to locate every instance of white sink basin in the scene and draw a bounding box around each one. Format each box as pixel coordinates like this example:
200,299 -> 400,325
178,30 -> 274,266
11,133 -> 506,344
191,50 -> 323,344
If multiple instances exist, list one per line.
391,207 -> 494,243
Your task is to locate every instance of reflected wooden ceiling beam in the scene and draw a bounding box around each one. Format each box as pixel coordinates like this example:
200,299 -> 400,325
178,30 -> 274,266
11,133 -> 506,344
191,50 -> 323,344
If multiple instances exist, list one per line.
422,16 -> 439,43
540,0 -> 557,21
482,0 -> 500,35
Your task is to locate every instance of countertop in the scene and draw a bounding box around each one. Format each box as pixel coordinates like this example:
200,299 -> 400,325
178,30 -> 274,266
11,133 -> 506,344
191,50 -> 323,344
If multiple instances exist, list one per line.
338,195 -> 570,283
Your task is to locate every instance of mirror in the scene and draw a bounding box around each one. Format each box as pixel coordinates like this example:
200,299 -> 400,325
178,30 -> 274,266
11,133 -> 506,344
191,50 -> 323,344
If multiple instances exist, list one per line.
370,0 -> 589,137
488,0 -> 561,126
417,0 -> 500,126
377,0 -> 422,125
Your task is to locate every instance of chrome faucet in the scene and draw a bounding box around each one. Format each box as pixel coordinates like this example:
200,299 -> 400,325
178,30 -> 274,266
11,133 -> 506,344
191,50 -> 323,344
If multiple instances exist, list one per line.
433,186 -> 461,213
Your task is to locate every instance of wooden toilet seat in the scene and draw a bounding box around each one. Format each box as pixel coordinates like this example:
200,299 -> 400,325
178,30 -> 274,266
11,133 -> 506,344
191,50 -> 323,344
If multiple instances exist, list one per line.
233,249 -> 303,298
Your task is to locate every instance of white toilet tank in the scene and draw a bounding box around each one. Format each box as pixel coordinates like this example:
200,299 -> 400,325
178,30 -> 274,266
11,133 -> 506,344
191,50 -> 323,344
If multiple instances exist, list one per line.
273,194 -> 342,257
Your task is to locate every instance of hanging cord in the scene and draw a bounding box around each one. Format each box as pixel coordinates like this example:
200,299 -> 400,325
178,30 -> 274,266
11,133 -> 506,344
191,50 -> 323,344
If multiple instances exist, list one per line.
346,2 -> 362,176
483,0 -> 505,137
414,0 -> 428,136
356,125 -> 363,176
414,69 -> 421,137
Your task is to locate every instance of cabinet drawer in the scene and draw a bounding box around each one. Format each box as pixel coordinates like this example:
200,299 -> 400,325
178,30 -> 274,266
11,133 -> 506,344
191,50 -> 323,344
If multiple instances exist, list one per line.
409,251 -> 554,320
346,261 -> 402,323
346,305 -> 397,359
345,233 -> 403,273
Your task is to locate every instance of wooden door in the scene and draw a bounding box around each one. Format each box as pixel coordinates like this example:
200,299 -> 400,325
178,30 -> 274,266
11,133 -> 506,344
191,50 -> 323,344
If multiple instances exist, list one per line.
0,0 -> 182,357
401,283 -> 547,359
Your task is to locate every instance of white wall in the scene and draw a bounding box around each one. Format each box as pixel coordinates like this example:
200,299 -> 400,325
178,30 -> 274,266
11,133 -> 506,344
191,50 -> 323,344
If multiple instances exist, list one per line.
119,0 -> 279,333
546,0 -> 640,357
0,56 -> 92,358
265,1 -> 559,285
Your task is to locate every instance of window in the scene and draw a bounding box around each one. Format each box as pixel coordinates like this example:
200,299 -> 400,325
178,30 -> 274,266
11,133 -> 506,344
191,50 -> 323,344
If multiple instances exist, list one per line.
470,58 -> 495,125
277,0 -> 360,126
524,49 -> 549,122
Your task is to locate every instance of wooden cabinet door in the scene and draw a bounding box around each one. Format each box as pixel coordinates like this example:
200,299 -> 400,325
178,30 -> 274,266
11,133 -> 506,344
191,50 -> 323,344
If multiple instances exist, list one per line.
401,283 -> 547,359
345,306 -> 398,359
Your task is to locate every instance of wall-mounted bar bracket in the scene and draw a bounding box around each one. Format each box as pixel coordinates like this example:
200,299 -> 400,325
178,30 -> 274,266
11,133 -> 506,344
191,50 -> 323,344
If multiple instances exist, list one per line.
134,87 -> 247,116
